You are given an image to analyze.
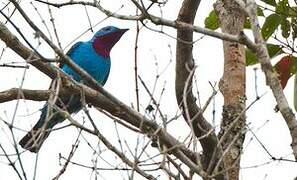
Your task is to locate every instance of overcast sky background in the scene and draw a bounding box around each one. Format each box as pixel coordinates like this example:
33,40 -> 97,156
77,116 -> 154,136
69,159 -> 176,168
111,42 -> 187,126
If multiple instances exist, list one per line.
0,0 -> 296,179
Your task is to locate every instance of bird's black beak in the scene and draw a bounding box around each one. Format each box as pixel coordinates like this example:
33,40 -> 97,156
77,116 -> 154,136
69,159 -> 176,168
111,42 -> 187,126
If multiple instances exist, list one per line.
119,28 -> 129,34
114,28 -> 128,41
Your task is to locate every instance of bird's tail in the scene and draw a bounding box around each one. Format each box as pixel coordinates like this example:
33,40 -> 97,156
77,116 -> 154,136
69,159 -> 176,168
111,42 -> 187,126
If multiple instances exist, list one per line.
19,105 -> 62,153
19,95 -> 82,153
19,125 -> 51,153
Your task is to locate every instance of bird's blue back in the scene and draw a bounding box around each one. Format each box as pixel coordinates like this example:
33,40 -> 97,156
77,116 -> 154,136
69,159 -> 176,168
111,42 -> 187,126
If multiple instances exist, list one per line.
19,26 -> 128,153
62,41 -> 111,85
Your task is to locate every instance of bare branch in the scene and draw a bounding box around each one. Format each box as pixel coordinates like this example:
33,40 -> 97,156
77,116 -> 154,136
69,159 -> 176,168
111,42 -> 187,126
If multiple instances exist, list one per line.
175,1 -> 223,178
0,21 -> 206,177
34,0 -> 255,45
235,0 -> 297,160
52,105 -> 157,180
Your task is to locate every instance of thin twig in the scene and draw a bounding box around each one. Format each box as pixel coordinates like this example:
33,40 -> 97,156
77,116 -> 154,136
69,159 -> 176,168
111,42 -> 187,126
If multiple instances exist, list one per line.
53,128 -> 82,180
134,7 -> 140,112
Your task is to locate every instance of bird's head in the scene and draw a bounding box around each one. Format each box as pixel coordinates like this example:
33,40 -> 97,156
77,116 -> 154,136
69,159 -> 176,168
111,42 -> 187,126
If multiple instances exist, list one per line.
92,26 -> 128,58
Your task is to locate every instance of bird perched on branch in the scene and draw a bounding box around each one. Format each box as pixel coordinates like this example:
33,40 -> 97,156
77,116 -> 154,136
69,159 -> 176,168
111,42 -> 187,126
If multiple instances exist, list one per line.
19,26 -> 128,153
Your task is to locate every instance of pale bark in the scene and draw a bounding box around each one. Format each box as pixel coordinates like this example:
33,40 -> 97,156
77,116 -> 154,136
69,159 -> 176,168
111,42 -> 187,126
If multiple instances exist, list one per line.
236,0 -> 297,160
215,0 -> 246,179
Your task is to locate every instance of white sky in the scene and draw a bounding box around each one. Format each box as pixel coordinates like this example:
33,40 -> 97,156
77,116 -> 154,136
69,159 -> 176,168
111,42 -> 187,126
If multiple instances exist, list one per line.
0,0 -> 296,179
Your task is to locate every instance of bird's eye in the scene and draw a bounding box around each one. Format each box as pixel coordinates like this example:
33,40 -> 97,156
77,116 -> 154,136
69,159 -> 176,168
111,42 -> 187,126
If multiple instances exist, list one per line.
105,27 -> 111,31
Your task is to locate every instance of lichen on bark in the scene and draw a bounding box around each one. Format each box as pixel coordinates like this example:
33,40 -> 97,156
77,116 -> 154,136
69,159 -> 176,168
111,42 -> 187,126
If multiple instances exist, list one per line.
215,0 -> 247,179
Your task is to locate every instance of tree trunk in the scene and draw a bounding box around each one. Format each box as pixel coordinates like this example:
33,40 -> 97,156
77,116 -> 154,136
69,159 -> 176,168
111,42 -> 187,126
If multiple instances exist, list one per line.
215,0 -> 246,179
176,0 -> 226,179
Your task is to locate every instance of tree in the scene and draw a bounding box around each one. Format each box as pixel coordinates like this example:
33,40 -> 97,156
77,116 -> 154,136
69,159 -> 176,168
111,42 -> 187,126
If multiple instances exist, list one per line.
0,0 -> 297,179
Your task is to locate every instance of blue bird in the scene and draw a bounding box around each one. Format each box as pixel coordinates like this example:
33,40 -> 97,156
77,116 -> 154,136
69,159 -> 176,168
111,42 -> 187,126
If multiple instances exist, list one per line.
19,26 -> 128,153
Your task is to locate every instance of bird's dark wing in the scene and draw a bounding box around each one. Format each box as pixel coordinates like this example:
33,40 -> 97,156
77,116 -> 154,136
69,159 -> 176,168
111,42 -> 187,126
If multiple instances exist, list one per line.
59,42 -> 83,68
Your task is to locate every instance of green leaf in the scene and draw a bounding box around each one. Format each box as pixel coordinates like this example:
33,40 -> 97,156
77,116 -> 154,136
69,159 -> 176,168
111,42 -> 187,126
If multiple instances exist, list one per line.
276,0 -> 290,16
204,10 -> 219,30
289,6 -> 297,17
244,18 -> 251,29
245,8 -> 264,29
288,59 -> 297,110
261,13 -> 282,40
291,56 -> 297,74
281,19 -> 291,38
267,44 -> 283,58
246,48 -> 257,65
260,0 -> 276,6
292,18 -> 297,40
294,75 -> 297,112
246,44 -> 283,65
257,7 -> 265,16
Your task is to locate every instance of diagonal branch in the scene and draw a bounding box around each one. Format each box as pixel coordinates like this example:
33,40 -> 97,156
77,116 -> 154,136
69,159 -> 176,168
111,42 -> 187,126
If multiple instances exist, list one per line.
0,22 -> 208,177
235,0 -> 297,160
52,105 -> 157,180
